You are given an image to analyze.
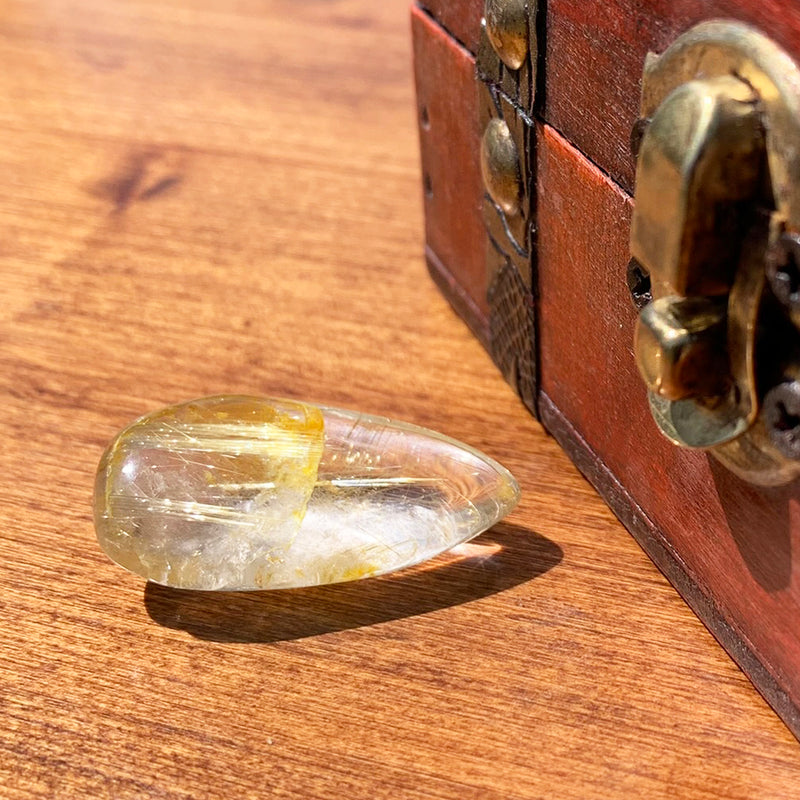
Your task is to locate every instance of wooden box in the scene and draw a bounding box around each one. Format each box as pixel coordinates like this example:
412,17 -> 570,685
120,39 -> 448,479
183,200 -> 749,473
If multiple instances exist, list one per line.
412,0 -> 800,738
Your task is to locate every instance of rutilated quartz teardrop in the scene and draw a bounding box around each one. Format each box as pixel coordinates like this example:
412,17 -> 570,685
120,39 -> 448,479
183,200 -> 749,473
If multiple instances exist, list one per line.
93,396 -> 520,590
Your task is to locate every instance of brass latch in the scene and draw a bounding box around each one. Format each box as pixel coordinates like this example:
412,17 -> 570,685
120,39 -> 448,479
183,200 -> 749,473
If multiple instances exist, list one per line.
630,21 -> 800,486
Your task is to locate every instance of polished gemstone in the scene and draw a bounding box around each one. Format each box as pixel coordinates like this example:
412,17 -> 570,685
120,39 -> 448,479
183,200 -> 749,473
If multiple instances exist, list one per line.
94,395 -> 520,590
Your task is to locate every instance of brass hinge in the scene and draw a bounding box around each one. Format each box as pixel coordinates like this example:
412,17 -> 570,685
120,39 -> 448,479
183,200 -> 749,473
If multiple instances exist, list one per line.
477,0 -> 538,416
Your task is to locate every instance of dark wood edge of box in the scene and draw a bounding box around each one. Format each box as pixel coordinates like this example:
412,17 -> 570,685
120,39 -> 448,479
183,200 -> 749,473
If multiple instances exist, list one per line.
425,244 -> 491,349
538,390 -> 800,741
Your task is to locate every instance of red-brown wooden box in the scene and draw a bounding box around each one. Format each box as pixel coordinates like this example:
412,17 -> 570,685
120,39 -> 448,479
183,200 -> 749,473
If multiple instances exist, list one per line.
412,0 -> 800,739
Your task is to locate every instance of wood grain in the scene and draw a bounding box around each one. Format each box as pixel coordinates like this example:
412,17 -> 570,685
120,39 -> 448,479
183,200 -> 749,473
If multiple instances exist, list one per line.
0,1 -> 799,798
545,0 -> 800,190
417,0 -> 484,52
412,6 -> 489,338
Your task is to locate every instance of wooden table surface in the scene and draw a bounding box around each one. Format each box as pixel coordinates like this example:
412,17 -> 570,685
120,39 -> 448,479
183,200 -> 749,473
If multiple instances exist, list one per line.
2,1 -> 799,797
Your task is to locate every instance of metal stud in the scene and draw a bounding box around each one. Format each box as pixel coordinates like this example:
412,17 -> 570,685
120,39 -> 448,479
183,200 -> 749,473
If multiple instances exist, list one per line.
480,118 -> 521,215
484,0 -> 529,71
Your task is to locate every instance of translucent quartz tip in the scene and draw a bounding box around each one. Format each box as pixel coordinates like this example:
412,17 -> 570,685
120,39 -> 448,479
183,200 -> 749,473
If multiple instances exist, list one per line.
93,396 -> 521,591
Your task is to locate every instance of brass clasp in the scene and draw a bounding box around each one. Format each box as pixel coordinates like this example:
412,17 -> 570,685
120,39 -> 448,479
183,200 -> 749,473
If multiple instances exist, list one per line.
630,21 -> 800,485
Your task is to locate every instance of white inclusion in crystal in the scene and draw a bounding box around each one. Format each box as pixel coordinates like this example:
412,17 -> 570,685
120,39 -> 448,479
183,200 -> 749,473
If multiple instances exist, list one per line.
93,395 -> 520,591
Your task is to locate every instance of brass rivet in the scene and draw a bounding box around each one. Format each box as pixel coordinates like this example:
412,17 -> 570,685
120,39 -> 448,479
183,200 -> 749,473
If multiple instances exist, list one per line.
481,118 -> 521,215
484,0 -> 529,71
